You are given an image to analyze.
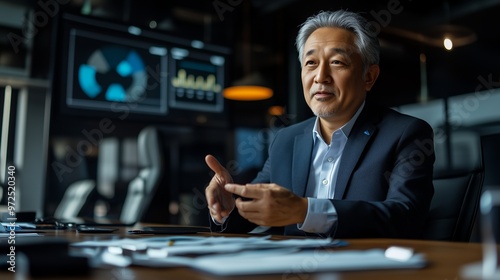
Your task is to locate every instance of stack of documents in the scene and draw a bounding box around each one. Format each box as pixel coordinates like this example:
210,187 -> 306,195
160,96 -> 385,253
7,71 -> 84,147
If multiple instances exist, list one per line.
0,222 -> 43,237
71,235 -> 427,275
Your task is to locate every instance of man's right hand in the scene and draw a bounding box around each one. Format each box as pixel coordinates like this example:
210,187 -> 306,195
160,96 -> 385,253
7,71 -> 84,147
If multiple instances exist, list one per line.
204,154 -> 235,224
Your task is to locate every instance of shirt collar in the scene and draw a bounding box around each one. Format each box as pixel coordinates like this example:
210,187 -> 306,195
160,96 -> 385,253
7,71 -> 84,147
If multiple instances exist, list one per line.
312,101 -> 365,144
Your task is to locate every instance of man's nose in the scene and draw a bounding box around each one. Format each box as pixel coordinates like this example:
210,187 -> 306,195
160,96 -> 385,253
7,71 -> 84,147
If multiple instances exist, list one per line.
314,62 -> 332,83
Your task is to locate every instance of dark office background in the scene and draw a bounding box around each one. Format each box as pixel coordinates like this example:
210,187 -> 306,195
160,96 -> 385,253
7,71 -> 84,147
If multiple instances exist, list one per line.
0,0 -> 500,226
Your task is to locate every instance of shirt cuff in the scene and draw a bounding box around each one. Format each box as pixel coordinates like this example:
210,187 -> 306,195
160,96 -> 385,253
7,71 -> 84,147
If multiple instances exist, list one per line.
298,198 -> 338,233
210,205 -> 235,227
211,214 -> 230,226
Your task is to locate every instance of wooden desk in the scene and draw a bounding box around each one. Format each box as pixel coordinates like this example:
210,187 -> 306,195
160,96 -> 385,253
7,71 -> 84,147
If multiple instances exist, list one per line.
0,226 -> 487,280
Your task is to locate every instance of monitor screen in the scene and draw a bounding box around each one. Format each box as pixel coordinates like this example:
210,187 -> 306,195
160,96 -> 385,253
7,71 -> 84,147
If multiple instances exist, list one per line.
57,14 -> 229,126
169,47 -> 225,113
66,28 -> 168,115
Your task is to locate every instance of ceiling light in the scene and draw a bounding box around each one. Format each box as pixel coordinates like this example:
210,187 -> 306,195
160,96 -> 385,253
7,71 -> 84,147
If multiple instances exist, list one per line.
443,37 -> 453,51
383,24 -> 476,49
223,72 -> 273,101
432,24 -> 476,48
223,85 -> 273,101
223,1 -> 273,102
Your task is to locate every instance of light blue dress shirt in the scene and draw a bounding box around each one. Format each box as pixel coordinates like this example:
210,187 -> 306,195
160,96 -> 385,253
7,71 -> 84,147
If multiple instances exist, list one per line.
298,102 -> 365,234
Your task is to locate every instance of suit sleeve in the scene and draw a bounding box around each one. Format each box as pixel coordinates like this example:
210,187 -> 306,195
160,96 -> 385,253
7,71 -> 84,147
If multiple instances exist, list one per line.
331,118 -> 435,239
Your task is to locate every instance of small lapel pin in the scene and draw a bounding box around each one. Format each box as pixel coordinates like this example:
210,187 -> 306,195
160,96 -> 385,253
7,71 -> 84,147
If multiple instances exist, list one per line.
364,130 -> 370,136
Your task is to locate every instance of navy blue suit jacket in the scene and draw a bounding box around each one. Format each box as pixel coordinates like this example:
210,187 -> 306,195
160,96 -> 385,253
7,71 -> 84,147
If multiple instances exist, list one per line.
211,102 -> 435,238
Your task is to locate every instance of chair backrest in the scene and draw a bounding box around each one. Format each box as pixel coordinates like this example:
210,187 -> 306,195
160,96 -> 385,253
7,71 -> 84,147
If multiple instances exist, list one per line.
119,126 -> 165,224
54,179 -> 96,220
423,169 -> 484,242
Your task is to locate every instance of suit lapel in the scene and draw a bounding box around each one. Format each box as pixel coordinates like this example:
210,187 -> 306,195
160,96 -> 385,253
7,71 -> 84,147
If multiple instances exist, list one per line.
334,106 -> 378,199
292,125 -> 313,196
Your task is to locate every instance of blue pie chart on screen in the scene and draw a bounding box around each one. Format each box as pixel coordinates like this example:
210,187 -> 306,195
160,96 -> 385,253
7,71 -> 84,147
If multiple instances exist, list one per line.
78,46 -> 147,102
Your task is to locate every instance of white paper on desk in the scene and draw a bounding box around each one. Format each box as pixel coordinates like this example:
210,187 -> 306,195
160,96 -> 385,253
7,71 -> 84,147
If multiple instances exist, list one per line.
72,235 -> 268,248
152,236 -> 341,256
188,249 -> 427,276
71,235 -> 342,255
0,233 -> 42,238
132,248 -> 302,268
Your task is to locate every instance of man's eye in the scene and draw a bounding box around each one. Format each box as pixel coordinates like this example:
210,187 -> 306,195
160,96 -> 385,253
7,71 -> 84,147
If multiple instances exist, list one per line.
332,60 -> 343,65
305,60 -> 315,65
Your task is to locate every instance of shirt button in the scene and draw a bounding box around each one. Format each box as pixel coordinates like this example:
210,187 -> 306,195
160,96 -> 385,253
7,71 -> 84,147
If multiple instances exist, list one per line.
327,157 -> 333,162
322,179 -> 328,185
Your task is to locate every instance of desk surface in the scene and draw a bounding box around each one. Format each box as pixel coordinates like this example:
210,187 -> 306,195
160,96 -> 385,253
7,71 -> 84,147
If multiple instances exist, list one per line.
1,225 -> 486,280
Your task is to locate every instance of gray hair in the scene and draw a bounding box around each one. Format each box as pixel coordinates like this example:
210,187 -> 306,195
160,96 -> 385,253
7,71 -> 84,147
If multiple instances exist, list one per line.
295,10 -> 380,72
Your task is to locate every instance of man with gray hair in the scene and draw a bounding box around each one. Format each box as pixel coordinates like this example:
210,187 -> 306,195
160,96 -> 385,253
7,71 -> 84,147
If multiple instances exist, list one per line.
205,10 -> 434,238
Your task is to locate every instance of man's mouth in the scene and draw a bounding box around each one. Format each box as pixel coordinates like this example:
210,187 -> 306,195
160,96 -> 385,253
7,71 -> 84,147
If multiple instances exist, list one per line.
312,91 -> 334,99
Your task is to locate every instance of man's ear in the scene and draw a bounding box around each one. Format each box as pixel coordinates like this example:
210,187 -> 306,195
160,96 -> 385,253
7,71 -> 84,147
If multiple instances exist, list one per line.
364,64 -> 380,92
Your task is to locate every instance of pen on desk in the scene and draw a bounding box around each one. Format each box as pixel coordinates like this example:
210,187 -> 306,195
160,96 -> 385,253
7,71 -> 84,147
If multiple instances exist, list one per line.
128,230 -> 153,234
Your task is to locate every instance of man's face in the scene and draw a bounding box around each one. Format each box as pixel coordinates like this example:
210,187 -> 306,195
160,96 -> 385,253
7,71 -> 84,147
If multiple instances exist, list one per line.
301,27 -> 378,122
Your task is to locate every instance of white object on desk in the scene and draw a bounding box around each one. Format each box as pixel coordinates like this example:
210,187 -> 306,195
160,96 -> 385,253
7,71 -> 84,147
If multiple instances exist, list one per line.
188,248 -> 427,276
72,235 -> 429,275
384,246 -> 415,262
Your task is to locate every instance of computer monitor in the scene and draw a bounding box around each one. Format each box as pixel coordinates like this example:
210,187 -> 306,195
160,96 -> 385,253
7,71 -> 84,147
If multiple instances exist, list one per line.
56,13 -> 229,126
65,28 -> 168,116
168,47 -> 225,113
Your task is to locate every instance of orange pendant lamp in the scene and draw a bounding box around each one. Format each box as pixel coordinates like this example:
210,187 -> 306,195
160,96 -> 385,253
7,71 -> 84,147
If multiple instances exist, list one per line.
223,72 -> 273,101
223,1 -> 273,101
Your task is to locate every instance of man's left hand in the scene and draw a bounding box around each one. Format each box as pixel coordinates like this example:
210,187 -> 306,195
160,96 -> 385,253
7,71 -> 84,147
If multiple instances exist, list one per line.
224,183 -> 308,227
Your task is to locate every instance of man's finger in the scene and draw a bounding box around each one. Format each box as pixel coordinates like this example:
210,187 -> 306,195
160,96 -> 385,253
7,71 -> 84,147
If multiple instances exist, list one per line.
234,197 -> 260,212
205,154 -> 225,174
205,186 -> 218,208
225,184 -> 262,199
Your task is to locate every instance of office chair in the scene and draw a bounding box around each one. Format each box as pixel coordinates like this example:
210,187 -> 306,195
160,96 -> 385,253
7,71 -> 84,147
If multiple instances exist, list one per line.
119,126 -> 165,224
423,168 -> 485,242
53,179 -> 96,220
